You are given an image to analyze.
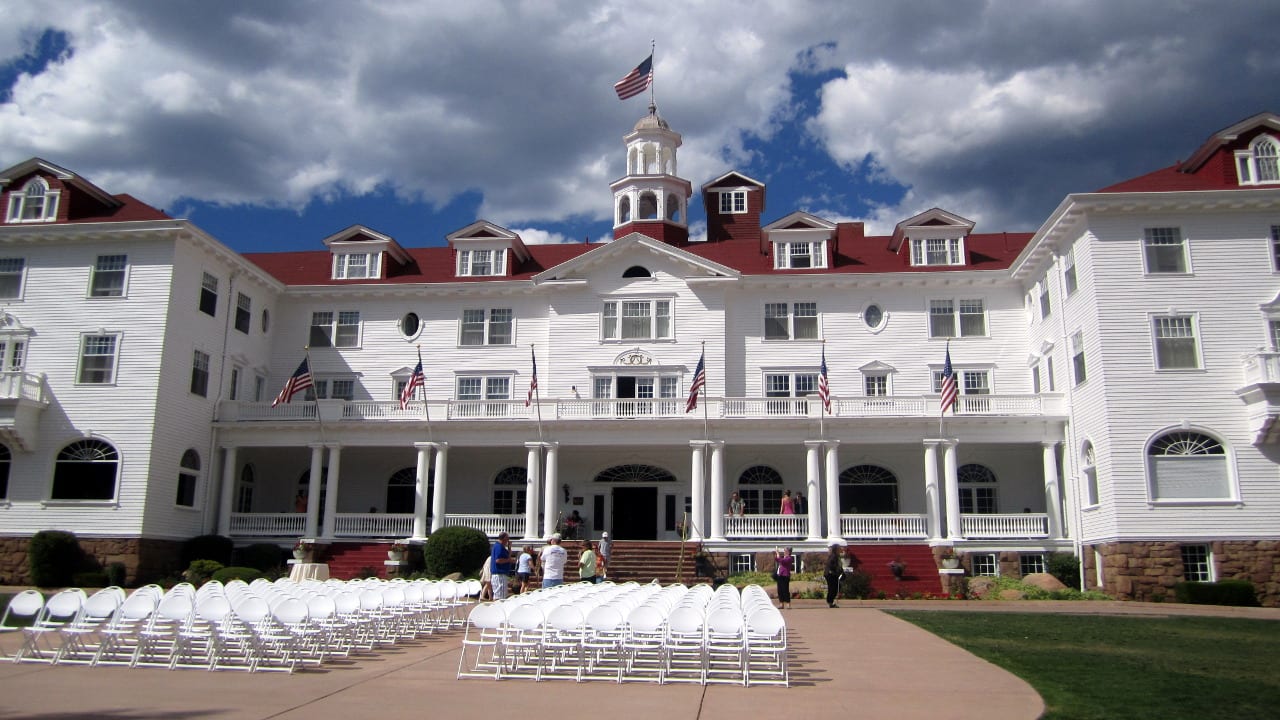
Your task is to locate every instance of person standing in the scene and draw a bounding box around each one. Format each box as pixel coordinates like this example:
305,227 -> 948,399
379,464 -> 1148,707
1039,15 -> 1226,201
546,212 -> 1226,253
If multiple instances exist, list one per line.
539,533 -> 568,588
774,546 -> 794,609
824,543 -> 844,608
779,490 -> 795,515
579,542 -> 599,584
728,491 -> 745,517
489,532 -> 514,600
598,532 -> 612,576
515,545 -> 535,594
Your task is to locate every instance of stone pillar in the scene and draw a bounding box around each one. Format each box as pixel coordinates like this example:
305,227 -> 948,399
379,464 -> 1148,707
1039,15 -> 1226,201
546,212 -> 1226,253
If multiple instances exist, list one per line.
1042,441 -> 1064,539
923,440 -> 942,540
525,442 -> 542,541
943,439 -> 963,540
412,442 -> 432,538
430,443 -> 449,534
541,443 -> 559,541
689,441 -> 708,541
305,443 -> 325,538
804,441 -> 824,540
824,440 -> 841,542
321,444 -> 342,539
216,445 -> 238,537
709,441 -> 725,540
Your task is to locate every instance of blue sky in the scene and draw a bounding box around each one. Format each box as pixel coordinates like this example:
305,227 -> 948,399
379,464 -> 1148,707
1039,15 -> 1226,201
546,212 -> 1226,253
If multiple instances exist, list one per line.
0,2 -> 1276,254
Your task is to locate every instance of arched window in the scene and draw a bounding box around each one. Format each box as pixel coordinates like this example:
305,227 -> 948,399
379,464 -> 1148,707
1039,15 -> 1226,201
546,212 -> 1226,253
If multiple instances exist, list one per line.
594,464 -> 676,483
297,468 -> 328,512
642,144 -> 658,174
1147,430 -> 1230,500
493,466 -> 526,515
1081,441 -> 1099,507
622,265 -> 651,278
52,438 -> 119,500
737,465 -> 782,515
176,449 -> 200,507
838,464 -> 898,513
617,196 -> 631,224
638,191 -> 658,220
386,467 -> 425,515
666,193 -> 681,222
957,463 -> 998,514
7,177 -> 57,222
236,464 -> 255,513
1238,136 -> 1280,185
0,443 -> 10,499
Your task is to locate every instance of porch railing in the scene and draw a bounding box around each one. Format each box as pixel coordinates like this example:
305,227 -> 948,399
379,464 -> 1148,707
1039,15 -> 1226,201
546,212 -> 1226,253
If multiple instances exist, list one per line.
723,514 -> 807,539
443,513 -> 527,537
961,513 -> 1049,539
840,513 -> 929,539
1242,350 -> 1280,384
331,512 -> 414,538
229,512 -> 305,537
0,372 -> 47,403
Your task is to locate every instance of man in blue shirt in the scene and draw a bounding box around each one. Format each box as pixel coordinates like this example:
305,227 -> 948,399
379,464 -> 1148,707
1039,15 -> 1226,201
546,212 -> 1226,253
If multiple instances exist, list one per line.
489,532 -> 513,599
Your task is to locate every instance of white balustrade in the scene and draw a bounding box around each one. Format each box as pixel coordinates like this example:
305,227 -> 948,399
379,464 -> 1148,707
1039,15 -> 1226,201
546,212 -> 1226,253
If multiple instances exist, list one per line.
961,513 -> 1049,539
443,514 -> 527,537
229,512 -> 306,536
723,514 -> 807,539
0,372 -> 46,402
835,396 -> 926,416
839,513 -> 928,539
331,512 -> 414,537
1242,351 -> 1280,384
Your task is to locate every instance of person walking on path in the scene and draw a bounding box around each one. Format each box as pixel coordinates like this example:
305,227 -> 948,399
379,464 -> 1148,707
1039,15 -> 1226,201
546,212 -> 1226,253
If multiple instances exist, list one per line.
579,541 -> 599,584
824,543 -> 844,608
598,532 -> 612,576
539,533 -> 568,588
774,546 -> 794,609
489,532 -> 514,599
515,545 -> 535,594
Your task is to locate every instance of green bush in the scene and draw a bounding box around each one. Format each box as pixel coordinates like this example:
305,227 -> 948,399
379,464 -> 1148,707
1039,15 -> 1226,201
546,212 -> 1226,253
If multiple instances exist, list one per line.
423,526 -> 490,578
1046,552 -> 1081,589
180,534 -> 234,567
841,569 -> 875,599
28,530 -> 83,587
71,571 -> 109,587
236,543 -> 286,572
105,562 -> 127,587
184,559 -> 224,586
211,566 -> 264,584
1174,579 -> 1260,607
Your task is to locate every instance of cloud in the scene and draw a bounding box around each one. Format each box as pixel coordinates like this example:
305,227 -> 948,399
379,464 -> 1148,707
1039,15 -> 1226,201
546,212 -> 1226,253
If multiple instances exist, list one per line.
513,227 -> 575,245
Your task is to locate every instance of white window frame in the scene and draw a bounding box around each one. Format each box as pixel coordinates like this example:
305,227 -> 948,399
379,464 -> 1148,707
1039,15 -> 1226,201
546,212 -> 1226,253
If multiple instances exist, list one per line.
6,177 -> 59,223
0,335 -> 27,372
309,310 -> 362,348
253,374 -> 266,403
304,376 -> 357,401
909,237 -> 964,267
1152,314 -> 1201,370
971,553 -> 999,577
459,308 -> 514,346
763,370 -> 819,413
457,248 -> 507,277
1270,226 -> 1280,272
763,301 -> 819,341
190,349 -> 210,397
1234,135 -> 1280,186
332,251 -> 382,280
455,374 -> 514,417
1081,441 -> 1099,508
1180,544 -> 1214,582
77,332 -> 121,385
773,241 -> 827,269
1146,429 -> 1236,504
1142,227 -> 1189,274
928,297 -> 987,338
176,449 -> 200,509
1071,331 -> 1087,386
228,365 -> 241,401
199,272 -> 218,316
718,190 -> 747,214
89,254 -> 128,298
1063,248 -> 1078,296
932,368 -> 992,396
1038,283 -> 1051,320
0,257 -> 26,300
601,298 -> 673,341
863,373 -> 889,397
234,292 -> 251,334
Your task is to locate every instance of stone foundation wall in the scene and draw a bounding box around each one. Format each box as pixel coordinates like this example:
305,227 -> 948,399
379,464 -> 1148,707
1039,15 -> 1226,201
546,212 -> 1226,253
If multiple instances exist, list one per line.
0,535 -> 183,586
1082,540 -> 1280,607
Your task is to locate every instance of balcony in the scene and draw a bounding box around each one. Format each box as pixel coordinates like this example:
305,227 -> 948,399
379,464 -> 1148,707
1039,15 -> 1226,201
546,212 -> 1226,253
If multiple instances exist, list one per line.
1238,351 -> 1280,443
960,513 -> 1049,539
0,371 -> 49,451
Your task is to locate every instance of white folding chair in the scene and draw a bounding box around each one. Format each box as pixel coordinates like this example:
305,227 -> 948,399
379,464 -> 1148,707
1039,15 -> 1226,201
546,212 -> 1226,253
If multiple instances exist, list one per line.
662,605 -> 706,684
92,587 -> 160,666
620,604 -> 665,683
16,588 -> 85,663
0,590 -> 44,662
132,592 -> 192,668
457,602 -> 507,679
500,602 -> 546,679
541,604 -> 587,681
745,606 -> 788,686
55,586 -> 124,664
704,607 -> 747,685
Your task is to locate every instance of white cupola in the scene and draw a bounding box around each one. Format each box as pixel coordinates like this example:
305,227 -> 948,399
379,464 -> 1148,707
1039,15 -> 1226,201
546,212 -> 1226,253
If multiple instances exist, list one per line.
610,104 -> 693,244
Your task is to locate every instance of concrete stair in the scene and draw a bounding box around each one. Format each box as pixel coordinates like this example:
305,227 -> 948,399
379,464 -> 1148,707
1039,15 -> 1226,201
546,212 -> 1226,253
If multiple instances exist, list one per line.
603,541 -> 706,585
317,542 -> 397,579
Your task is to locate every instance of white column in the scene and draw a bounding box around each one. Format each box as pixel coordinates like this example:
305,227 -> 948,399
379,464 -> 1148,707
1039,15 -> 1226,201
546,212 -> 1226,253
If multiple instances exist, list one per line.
412,442 -> 432,538
541,443 -> 558,540
524,442 -> 542,541
305,443 -> 324,538
431,443 -> 449,534
943,439 -> 963,540
321,444 -> 342,539
689,441 -> 707,541
923,440 -> 942,540
216,445 -> 238,537
709,441 -> 725,540
1042,441 -> 1064,539
804,441 -> 824,540
823,440 -> 841,542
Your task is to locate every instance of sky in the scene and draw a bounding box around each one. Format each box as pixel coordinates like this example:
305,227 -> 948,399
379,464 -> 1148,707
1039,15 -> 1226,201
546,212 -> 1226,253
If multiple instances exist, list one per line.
0,1 -> 1276,253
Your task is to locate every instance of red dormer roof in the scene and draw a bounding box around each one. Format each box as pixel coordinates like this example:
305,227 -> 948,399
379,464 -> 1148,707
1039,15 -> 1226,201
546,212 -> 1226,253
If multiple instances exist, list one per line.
0,158 -> 170,224
1098,111 -> 1280,193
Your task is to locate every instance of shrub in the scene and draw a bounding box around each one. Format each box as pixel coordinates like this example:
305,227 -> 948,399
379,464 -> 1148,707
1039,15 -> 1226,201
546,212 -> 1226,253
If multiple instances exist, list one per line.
105,562 -> 127,587
71,571 -> 109,587
1046,552 -> 1081,589
1174,579 -> 1260,607
840,569 -> 875,599
236,543 -> 286,572
29,530 -> 83,587
180,534 -> 234,567
212,566 -> 264,584
423,526 -> 490,578
184,559 -> 224,586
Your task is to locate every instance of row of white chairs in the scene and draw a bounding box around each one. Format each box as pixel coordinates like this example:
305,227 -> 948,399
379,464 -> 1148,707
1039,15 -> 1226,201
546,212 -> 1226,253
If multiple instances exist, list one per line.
1,577 -> 483,672
457,581 -> 788,686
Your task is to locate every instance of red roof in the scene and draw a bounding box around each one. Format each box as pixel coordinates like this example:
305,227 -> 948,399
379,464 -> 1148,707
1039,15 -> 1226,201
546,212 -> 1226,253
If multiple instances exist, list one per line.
66,193 -> 171,223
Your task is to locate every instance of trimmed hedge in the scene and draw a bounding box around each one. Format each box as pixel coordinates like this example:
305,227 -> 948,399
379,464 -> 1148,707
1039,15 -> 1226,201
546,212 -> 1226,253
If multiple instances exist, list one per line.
29,530 -> 83,587
423,526 -> 490,578
236,543 -> 287,572
1046,551 -> 1081,589
180,534 -> 234,567
212,566 -> 264,584
1174,579 -> 1260,607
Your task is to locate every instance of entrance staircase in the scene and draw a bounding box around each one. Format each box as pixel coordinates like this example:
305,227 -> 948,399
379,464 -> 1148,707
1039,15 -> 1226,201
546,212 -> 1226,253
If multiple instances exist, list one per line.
845,544 -> 944,597
602,541 -> 708,585
317,542 -> 396,580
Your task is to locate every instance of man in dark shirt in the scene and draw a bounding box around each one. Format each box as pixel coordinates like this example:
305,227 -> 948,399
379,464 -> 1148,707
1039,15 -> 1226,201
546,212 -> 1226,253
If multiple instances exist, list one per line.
489,532 -> 513,599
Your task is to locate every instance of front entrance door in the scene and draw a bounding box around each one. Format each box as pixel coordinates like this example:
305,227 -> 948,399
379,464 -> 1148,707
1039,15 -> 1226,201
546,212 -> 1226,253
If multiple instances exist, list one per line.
611,486 -> 658,540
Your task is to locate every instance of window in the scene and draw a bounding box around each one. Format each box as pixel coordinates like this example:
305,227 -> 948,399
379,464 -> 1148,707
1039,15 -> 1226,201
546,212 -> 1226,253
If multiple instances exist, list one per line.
0,338 -> 26,372
235,465 -> 255,513
176,449 -> 199,507
764,302 -> 818,340
493,466 -> 527,515
1063,248 -> 1078,296
228,366 -> 240,401
386,467 -> 423,515
190,350 -> 210,397
1143,227 -> 1187,274
1148,430 -> 1231,501
332,251 -> 381,279
839,465 -> 898,513
303,378 -> 355,401
6,178 -> 58,223
0,258 -> 26,299
90,254 -> 127,297
1038,284 -> 1051,319
718,190 -> 746,214
971,553 -> 999,577
958,464 -> 998,514
737,465 -> 783,515
51,438 -> 119,501
1153,315 -> 1199,369
773,241 -> 827,269
0,444 -> 9,499
732,554 -> 756,573
601,299 -> 672,341
1082,441 -> 1099,507
254,375 -> 266,403
1071,331 -> 1087,385
929,298 -> 986,337
400,312 -> 421,338
78,334 -> 119,384
1019,554 -> 1046,576
1046,356 -> 1056,391
933,369 -> 990,398
1270,319 -> 1280,350
309,311 -> 361,348
456,375 -> 512,417
261,309 -> 270,333
1181,544 -> 1213,582
910,237 -> 963,266
764,371 -> 818,414
199,272 -> 218,316
591,373 -> 680,416
622,265 -> 652,278
864,374 -> 888,397
1031,365 -> 1041,394
1236,136 -> 1280,185
457,248 -> 506,277
1271,227 -> 1280,271
233,293 -> 251,334
460,308 -> 513,346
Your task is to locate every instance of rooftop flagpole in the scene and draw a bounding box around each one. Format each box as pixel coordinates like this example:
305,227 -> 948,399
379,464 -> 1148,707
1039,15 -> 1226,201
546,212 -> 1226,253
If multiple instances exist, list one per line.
649,38 -> 656,110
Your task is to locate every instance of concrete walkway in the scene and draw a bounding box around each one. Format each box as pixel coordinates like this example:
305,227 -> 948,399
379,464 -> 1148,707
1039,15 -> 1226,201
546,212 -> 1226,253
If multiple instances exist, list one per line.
2,598 -> 1274,720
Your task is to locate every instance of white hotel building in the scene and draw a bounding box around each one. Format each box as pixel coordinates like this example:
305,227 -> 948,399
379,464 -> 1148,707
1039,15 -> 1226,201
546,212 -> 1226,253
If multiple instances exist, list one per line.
1,109 -> 1279,603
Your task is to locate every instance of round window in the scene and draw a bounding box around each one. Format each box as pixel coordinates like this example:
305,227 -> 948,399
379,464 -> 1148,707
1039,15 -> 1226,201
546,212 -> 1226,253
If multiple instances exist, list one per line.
401,312 -> 420,338
863,304 -> 884,329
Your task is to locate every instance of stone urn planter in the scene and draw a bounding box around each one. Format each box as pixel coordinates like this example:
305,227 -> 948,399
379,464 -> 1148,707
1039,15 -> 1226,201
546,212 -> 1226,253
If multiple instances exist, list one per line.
387,549 -> 406,562
293,549 -> 308,561
941,557 -> 961,569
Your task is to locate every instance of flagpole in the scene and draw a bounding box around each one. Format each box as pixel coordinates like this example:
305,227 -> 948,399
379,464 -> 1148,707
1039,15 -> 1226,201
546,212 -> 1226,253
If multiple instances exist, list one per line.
532,344 -> 544,442
418,345 -> 433,443
648,38 -> 656,110
305,346 -> 326,445
700,340 -> 709,441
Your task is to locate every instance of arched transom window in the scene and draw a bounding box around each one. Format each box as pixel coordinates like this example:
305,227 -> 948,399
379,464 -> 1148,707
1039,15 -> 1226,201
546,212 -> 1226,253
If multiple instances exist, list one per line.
1147,430 -> 1230,500
387,466 -> 429,515
838,464 -> 898,513
594,464 -> 676,484
493,466 -> 527,515
52,438 -> 119,500
957,463 -> 998,514
176,449 -> 200,508
736,465 -> 782,515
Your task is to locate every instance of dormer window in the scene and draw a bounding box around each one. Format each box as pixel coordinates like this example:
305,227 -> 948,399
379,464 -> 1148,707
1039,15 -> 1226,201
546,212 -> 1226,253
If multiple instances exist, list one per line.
773,240 -> 827,269
1235,136 -> 1280,185
718,190 -> 746,214
6,177 -> 59,223
910,237 -> 964,266
458,248 -> 506,277
332,251 -> 382,280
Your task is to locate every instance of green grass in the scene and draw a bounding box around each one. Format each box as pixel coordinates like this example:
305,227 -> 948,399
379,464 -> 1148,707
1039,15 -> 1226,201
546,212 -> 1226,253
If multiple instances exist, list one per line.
891,611 -> 1280,720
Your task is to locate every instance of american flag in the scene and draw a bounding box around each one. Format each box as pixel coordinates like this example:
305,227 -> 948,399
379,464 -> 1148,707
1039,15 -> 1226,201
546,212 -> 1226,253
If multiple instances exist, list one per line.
818,346 -> 831,413
940,344 -> 958,415
685,350 -> 706,413
399,354 -> 425,410
614,54 -> 653,100
272,358 -> 313,407
525,348 -> 538,407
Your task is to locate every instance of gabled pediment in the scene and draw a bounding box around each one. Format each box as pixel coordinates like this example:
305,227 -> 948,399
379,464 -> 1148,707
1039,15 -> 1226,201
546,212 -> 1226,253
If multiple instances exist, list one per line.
889,208 -> 976,252
858,360 -> 897,374
0,157 -> 121,210
446,220 -> 531,262
701,171 -> 765,192
763,211 -> 836,233
533,232 -> 740,282
322,224 -> 411,265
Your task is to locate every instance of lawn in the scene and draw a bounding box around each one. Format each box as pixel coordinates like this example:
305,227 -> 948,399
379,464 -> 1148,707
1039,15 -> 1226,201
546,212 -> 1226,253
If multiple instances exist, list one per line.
891,611 -> 1280,720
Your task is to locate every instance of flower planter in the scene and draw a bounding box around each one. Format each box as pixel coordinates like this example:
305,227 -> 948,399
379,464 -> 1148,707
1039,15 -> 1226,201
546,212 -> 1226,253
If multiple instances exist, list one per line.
941,557 -> 960,569
387,551 -> 405,562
